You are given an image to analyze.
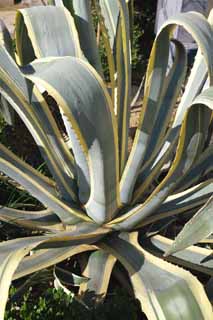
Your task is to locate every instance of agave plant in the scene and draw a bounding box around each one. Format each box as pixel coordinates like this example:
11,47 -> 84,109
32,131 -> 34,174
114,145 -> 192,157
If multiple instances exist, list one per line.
0,0 -> 213,319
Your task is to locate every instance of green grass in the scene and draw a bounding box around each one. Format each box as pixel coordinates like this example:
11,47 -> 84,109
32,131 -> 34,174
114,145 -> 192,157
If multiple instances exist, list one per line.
5,286 -> 143,320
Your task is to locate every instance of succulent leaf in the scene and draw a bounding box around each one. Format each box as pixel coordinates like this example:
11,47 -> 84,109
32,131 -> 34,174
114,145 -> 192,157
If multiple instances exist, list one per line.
0,2 -> 212,319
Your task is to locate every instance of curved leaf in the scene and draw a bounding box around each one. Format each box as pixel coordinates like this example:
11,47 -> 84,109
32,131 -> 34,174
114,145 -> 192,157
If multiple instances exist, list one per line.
94,0 -> 118,101
145,235 -> 213,276
0,237 -> 45,319
0,93 -> 15,126
121,40 -> 187,203
0,46 -> 78,203
175,145 -> 213,192
117,0 -> 131,174
72,0 -> 103,75
0,224 -> 107,318
79,250 -> 116,305
24,56 -> 120,224
166,196 -> 213,257
138,179 -> 213,228
109,100 -> 212,230
0,20 -> 15,59
14,244 -> 96,280
0,141 -> 87,224
0,207 -> 64,231
100,232 -> 213,320
0,19 -> 15,125
16,6 -> 82,64
95,0 -> 131,172
121,11 -> 213,204
54,265 -> 89,288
